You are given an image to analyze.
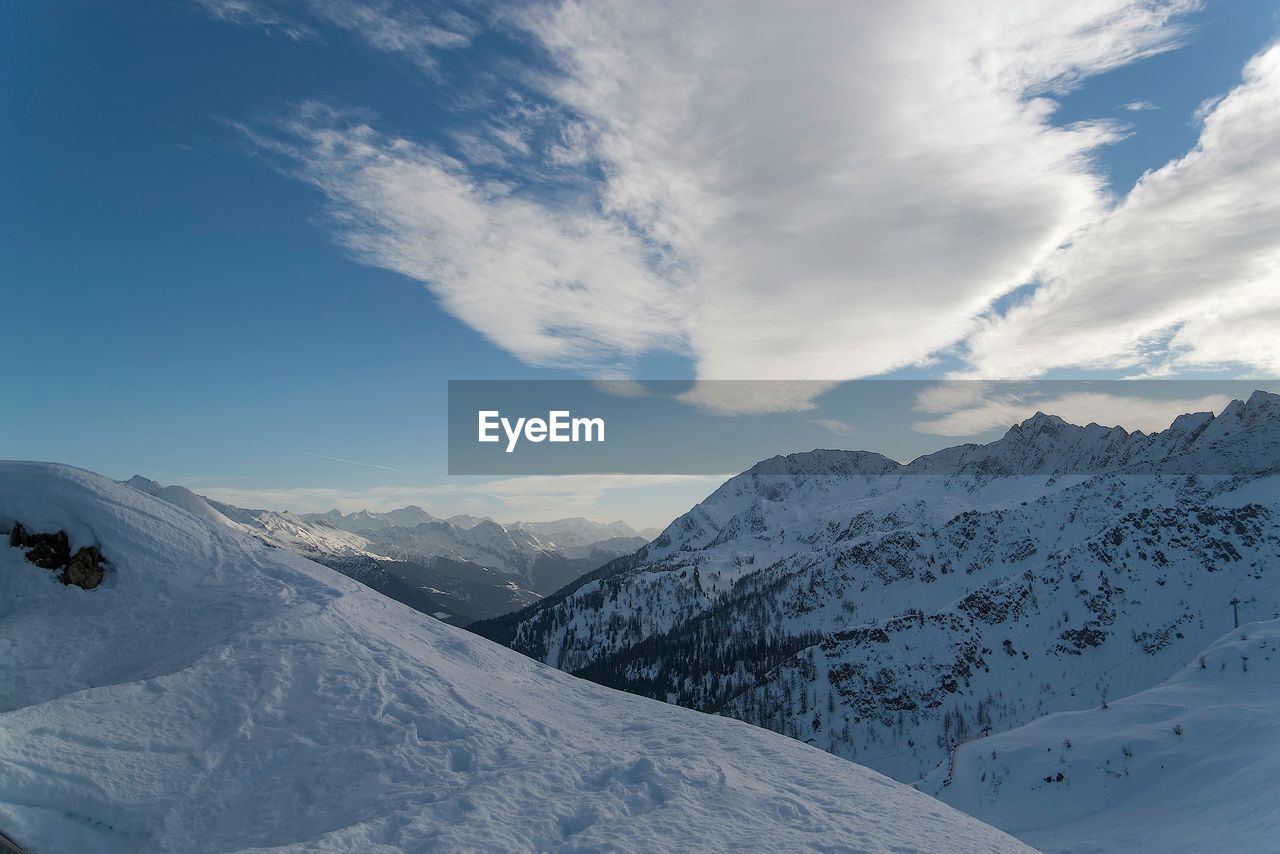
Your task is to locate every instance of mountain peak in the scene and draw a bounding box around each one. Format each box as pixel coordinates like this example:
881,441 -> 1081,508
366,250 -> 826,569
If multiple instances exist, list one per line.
1169,409 -> 1215,433
1011,411 -> 1068,432
1247,388 -> 1279,404
124,474 -> 162,493
1243,389 -> 1280,423
724,390 -> 1278,484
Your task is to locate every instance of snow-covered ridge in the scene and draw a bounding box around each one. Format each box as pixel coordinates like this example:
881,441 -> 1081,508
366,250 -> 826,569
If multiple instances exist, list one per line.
0,462 -> 1027,852
741,388 -> 1280,480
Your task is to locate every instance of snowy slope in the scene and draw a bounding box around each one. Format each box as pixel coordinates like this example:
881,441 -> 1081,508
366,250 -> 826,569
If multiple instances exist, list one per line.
0,462 -> 1026,853
927,619 -> 1280,853
477,392 -> 1280,783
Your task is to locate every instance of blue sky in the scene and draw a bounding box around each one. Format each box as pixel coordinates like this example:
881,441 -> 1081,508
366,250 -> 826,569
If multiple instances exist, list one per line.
4,1 -> 1279,527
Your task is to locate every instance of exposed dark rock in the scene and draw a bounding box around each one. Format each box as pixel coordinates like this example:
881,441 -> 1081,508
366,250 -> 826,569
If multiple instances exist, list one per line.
61,546 -> 104,590
15,527 -> 70,569
10,523 -> 105,589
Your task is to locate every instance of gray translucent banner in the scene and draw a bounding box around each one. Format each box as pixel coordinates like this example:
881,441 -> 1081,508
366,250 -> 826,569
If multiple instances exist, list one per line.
447,379 -> 1278,475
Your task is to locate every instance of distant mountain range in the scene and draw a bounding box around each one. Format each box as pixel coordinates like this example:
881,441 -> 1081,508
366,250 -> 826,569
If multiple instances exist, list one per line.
123,477 -> 653,624
473,391 -> 1280,792
309,507 -> 658,546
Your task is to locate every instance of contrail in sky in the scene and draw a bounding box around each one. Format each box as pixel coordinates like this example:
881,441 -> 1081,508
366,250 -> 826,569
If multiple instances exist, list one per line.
298,451 -> 400,472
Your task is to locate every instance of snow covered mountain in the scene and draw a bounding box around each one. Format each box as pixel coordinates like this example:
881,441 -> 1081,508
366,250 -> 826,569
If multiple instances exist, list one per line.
927,618 -> 1280,853
314,508 -> 655,547
122,477 -> 647,622
125,476 -> 374,558
305,505 -> 438,532
305,507 -> 654,590
121,476 -> 539,623
360,519 -> 650,594
510,517 -> 663,549
474,391 -> 1280,784
0,462 -> 1026,852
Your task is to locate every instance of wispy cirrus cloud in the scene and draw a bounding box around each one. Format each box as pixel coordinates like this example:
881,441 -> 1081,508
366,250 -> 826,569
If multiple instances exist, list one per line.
515,1 -> 1199,390
194,0 -> 477,68
809,418 -> 858,438
965,42 -> 1280,379
238,103 -> 687,370
191,0 -> 317,40
209,0 -> 1279,415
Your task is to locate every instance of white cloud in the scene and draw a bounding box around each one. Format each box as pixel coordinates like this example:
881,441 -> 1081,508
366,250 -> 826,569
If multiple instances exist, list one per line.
966,41 -> 1280,378
312,0 -> 475,61
912,389 -> 1234,436
676,381 -> 836,416
518,1 -> 1198,390
225,1 -> 1204,412
809,418 -> 858,438
912,381 -> 1003,415
195,0 -> 476,67
192,0 -> 317,40
242,104 -> 687,369
591,379 -> 652,398
1122,99 -> 1159,110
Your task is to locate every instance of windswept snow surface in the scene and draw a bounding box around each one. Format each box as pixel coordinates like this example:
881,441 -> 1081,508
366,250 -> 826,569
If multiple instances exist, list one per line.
0,463 -> 1026,853
927,620 -> 1280,853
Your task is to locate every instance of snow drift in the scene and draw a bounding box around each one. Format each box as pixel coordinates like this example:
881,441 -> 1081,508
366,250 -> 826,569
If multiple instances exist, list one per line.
0,462 -> 1026,853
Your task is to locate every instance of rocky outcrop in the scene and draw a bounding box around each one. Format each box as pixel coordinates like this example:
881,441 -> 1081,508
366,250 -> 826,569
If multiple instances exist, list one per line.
10,523 -> 70,568
9,523 -> 105,589
62,545 -> 105,589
